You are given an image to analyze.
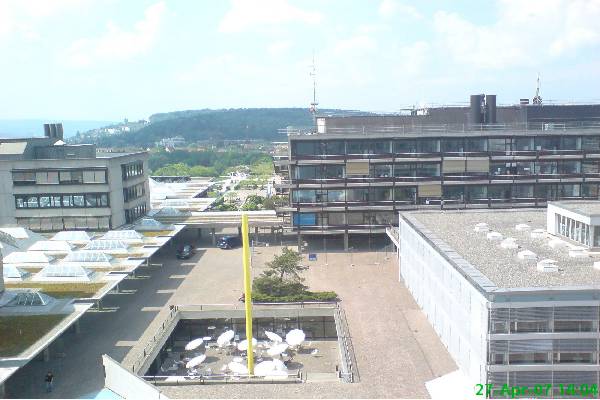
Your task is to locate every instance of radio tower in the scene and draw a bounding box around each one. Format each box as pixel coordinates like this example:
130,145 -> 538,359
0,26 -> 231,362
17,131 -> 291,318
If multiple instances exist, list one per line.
533,73 -> 543,105
309,52 -> 318,121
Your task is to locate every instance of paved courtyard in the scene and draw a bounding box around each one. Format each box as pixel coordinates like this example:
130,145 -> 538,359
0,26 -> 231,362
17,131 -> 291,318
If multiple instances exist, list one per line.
6,230 -> 456,398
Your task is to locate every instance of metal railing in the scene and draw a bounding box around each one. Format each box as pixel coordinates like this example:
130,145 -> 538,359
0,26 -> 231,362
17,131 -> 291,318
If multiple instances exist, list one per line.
131,306 -> 180,374
142,370 -> 303,385
284,121 -> 600,136
335,306 -> 360,383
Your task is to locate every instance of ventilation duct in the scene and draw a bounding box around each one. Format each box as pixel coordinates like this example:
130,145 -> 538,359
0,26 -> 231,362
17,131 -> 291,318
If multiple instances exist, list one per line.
518,250 -> 537,260
474,223 -> 489,233
487,231 -> 503,241
515,224 -> 531,232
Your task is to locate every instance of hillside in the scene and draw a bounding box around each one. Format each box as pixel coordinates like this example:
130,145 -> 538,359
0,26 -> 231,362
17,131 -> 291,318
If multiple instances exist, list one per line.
70,108 -> 368,147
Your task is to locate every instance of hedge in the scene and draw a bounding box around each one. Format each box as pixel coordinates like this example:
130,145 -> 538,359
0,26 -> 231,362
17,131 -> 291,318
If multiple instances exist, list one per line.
252,291 -> 338,303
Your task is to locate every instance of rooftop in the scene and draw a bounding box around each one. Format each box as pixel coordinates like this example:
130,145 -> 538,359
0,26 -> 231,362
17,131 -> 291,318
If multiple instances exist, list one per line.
403,209 -> 600,292
550,201 -> 600,218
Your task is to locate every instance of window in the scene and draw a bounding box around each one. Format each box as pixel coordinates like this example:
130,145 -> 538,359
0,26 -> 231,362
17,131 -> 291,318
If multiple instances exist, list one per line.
536,161 -> 558,175
371,140 -> 391,154
394,163 -> 415,177
514,137 -> 534,151
560,161 -> 581,174
417,163 -> 440,177
15,193 -> 109,209
489,138 -> 509,153
418,139 -> 439,153
327,190 -> 345,202
371,187 -> 393,201
125,203 -> 147,223
509,353 -> 550,364
292,190 -> 316,203
347,188 -> 369,202
394,187 -> 416,202
325,141 -> 344,155
12,171 -> 36,185
394,140 -> 417,154
442,138 -> 464,153
371,164 -> 392,178
121,161 -> 144,180
466,138 -> 487,152
513,185 -> 534,199
466,185 -> 487,200
324,165 -> 344,178
443,186 -> 464,201
294,142 -> 316,156
347,140 -> 370,155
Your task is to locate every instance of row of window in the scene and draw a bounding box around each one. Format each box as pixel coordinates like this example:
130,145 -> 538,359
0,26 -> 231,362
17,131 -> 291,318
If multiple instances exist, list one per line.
15,193 -> 109,209
125,203 -> 147,223
292,136 -> 600,156
121,161 -> 144,180
123,183 -> 146,202
292,211 -> 397,226
490,352 -> 597,365
16,216 -> 111,231
12,169 -> 107,186
291,183 -> 599,204
556,214 -> 597,247
293,160 -> 600,180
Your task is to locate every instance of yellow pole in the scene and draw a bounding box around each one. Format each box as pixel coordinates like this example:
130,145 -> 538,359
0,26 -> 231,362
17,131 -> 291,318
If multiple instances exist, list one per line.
242,214 -> 254,375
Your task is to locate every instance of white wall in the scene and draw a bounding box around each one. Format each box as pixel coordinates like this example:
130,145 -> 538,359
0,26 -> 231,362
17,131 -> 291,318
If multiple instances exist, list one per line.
102,355 -> 169,400
399,217 -> 489,385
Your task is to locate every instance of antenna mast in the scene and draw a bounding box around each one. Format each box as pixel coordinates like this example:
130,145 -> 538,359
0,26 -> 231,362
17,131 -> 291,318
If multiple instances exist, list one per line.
309,52 -> 318,118
533,73 -> 543,105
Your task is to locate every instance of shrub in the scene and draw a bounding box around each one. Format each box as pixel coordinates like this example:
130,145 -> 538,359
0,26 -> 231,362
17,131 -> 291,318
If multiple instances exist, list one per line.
252,291 -> 338,303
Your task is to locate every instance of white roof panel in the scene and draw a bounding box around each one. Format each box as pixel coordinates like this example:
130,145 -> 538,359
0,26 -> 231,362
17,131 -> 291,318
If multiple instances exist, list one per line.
3,251 -> 54,264
100,230 -> 144,241
51,231 -> 92,242
28,240 -> 75,252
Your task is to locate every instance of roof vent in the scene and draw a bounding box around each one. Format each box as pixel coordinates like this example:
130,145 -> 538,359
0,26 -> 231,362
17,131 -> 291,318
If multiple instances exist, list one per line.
568,247 -> 588,258
518,250 -> 537,260
500,237 -> 519,249
474,223 -> 490,233
548,238 -> 567,249
487,231 -> 503,241
593,261 -> 600,270
537,259 -> 559,272
530,229 -> 546,239
515,223 -> 531,231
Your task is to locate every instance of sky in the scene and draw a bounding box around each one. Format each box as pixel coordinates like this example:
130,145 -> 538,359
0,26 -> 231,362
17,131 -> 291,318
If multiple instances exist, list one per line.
0,0 -> 599,121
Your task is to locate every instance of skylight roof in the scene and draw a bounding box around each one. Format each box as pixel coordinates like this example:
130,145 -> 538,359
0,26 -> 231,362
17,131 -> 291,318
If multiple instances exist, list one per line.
83,240 -> 129,251
51,231 -> 92,242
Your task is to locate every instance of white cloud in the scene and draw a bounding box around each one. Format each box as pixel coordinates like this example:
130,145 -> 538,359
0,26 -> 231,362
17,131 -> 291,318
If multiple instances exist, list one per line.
432,0 -> 600,69
219,0 -> 322,33
267,40 -> 292,56
378,0 -> 422,19
0,0 -> 87,41
64,2 -> 166,67
333,35 -> 377,55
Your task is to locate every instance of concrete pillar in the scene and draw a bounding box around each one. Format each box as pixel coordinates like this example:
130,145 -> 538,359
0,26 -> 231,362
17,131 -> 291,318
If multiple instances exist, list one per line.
237,226 -> 242,237
344,232 -> 349,251
211,228 -> 216,246
114,283 -> 120,294
43,347 -> 50,362
297,232 -> 302,252
97,299 -> 103,311
0,382 -> 5,398
197,228 -> 202,238
75,319 -> 81,335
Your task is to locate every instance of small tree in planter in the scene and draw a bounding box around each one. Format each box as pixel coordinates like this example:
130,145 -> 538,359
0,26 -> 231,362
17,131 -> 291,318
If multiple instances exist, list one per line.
252,248 -> 338,302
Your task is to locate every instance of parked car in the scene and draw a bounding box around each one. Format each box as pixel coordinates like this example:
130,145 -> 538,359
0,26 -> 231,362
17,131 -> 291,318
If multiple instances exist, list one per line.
176,244 -> 194,259
217,236 -> 242,249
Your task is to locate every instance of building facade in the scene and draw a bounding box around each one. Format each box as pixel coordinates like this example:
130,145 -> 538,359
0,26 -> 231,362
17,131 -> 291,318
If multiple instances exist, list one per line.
0,124 -> 150,231
274,95 -> 600,243
400,207 -> 600,396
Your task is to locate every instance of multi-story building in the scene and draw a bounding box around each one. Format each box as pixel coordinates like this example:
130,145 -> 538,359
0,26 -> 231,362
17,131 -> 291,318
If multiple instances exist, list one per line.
399,203 -> 600,396
0,123 -> 150,231
274,94 -> 600,247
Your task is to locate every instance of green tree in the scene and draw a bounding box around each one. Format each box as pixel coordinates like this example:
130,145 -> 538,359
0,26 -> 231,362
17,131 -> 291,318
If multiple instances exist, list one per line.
263,247 -> 307,282
152,162 -> 191,176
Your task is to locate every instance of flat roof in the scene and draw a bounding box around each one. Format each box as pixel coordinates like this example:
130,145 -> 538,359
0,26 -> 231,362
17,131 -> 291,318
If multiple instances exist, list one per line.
402,209 -> 600,292
549,201 -> 600,218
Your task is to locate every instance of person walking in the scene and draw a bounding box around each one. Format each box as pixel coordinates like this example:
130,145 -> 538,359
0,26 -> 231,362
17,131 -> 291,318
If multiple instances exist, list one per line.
45,371 -> 54,393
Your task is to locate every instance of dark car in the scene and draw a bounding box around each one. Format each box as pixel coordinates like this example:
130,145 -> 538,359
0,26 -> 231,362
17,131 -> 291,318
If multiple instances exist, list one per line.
217,236 -> 242,249
176,244 -> 194,259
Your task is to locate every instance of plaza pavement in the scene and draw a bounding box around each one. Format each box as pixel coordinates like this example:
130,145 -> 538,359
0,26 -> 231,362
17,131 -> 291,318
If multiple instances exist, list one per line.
7,230 -> 456,398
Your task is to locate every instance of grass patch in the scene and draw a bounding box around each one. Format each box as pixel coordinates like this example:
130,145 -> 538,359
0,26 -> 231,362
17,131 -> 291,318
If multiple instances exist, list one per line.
5,282 -> 107,298
0,314 -> 67,357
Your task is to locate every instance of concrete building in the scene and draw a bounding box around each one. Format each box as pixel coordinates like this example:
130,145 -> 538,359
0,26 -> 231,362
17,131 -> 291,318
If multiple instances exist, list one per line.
398,204 -> 600,396
274,94 -> 600,247
0,123 -> 150,231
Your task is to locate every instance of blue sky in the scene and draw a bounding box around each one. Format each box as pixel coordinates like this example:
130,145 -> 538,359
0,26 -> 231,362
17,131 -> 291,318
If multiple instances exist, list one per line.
0,0 -> 599,120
